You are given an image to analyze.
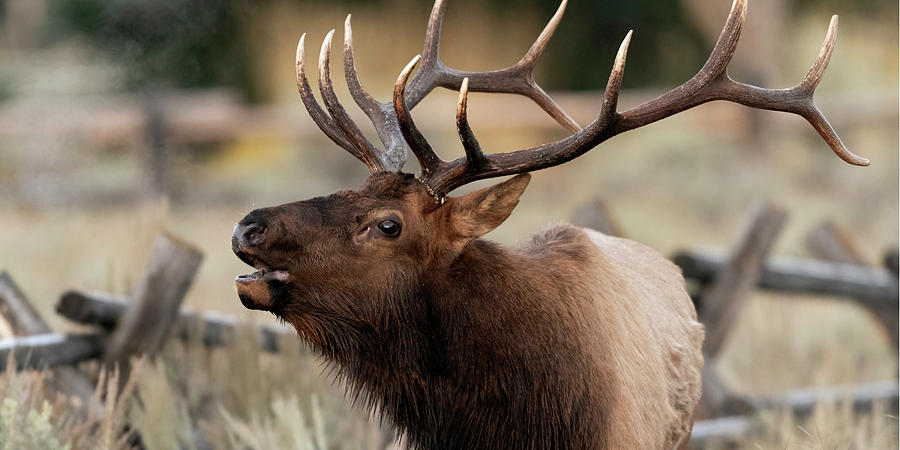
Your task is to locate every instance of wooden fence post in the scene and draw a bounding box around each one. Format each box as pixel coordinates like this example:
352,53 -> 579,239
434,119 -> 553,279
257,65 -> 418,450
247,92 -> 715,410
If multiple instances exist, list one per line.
805,221 -> 868,265
693,203 -> 787,418
0,272 -> 96,413
103,233 -> 203,383
884,248 -> 898,276
144,97 -> 168,200
569,198 -> 624,237
700,202 -> 788,356
805,221 -> 898,349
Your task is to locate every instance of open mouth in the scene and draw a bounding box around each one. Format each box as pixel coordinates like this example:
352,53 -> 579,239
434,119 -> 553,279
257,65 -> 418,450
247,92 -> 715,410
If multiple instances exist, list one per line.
236,267 -> 291,283
234,250 -> 291,284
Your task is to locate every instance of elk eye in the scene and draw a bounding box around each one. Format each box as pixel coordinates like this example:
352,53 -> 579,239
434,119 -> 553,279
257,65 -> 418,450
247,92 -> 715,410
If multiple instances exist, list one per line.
377,219 -> 401,237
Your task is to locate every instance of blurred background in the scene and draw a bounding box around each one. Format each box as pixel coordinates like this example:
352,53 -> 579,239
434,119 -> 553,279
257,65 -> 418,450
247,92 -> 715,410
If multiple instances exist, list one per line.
0,0 -> 897,448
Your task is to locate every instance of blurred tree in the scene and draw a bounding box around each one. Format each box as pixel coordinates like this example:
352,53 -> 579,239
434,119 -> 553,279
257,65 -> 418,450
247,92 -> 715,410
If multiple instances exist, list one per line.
2,0 -> 47,48
796,0 -> 894,13
44,0 -> 896,98
490,0 -> 708,90
47,0 -> 261,98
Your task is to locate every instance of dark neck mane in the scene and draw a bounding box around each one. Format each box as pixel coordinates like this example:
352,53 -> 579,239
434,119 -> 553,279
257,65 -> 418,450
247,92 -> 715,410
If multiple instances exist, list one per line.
305,236 -> 609,449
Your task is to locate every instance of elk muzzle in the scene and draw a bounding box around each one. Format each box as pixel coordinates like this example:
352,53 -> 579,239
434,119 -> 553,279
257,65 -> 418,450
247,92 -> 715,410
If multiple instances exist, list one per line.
232,216 -> 291,311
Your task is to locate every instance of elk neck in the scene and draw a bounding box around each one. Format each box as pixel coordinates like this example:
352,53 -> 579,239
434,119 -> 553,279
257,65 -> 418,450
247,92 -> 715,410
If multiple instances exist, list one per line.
316,230 -> 612,449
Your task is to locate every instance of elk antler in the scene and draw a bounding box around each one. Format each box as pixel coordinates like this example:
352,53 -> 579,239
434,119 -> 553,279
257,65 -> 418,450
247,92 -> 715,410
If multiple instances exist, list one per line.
296,1 -> 578,173
300,0 -> 868,200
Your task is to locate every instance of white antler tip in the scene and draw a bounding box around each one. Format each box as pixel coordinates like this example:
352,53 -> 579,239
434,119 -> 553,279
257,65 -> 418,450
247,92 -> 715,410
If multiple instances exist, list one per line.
319,30 -> 336,66
405,55 -> 422,73
459,77 -> 470,103
296,34 -> 308,63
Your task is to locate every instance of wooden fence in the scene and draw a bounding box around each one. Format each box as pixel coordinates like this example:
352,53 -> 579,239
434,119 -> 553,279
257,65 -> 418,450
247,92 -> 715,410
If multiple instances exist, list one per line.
570,199 -> 898,447
0,201 -> 896,447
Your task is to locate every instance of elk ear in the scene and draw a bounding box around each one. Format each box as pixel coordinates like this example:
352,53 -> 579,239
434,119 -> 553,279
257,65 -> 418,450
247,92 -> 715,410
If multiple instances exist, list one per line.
445,174 -> 531,240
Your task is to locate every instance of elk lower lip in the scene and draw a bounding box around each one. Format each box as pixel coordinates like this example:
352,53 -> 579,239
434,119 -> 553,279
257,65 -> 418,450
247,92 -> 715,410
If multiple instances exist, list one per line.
235,269 -> 290,283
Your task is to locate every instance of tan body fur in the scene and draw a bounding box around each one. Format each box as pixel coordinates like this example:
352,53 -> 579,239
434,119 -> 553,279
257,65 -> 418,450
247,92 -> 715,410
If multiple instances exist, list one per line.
577,228 -> 704,447
453,224 -> 705,449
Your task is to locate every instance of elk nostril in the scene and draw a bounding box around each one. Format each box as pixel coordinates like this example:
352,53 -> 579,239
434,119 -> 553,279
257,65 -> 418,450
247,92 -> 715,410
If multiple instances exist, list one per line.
234,223 -> 266,247
243,223 -> 266,246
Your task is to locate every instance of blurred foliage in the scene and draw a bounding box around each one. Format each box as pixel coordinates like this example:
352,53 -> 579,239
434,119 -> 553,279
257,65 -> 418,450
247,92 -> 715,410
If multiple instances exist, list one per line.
492,0 -> 707,90
47,0 -> 260,97
796,0 -> 895,14
43,0 -> 898,98
44,0 -> 709,98
0,76 -> 12,103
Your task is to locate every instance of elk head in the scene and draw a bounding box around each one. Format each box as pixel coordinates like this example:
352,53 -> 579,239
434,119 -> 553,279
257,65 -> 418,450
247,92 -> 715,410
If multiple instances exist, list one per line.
232,0 -> 865,392
232,170 -> 529,329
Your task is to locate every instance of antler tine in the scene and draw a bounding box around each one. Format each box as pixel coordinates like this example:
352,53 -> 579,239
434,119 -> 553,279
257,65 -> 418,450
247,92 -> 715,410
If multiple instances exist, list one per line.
420,30 -> 635,197
343,15 -> 407,171
615,2 -> 868,166
403,0 -> 581,133
600,30 -> 632,124
700,0 -> 747,82
342,16 -> 378,112
295,34 -> 356,155
317,30 -> 386,172
417,0 -> 867,199
394,56 -> 444,177
516,0 -> 568,70
615,0 -> 747,128
402,0 -> 448,104
456,78 -> 488,166
798,15 -> 838,94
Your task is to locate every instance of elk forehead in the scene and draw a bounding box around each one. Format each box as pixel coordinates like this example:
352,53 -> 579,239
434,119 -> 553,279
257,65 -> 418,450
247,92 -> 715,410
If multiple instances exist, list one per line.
244,172 -> 432,228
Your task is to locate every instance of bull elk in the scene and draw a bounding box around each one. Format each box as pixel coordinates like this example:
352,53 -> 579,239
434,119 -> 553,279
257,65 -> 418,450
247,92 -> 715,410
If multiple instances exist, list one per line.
232,0 -> 865,448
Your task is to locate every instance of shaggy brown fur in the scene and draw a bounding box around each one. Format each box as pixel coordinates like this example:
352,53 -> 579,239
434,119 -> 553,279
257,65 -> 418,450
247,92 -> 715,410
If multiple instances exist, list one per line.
232,172 -> 704,449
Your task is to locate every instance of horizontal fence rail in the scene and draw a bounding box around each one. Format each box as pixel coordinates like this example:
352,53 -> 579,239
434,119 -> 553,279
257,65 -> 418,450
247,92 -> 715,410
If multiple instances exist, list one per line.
57,290 -> 294,353
0,333 -> 105,370
690,380 -> 899,448
675,249 -> 899,306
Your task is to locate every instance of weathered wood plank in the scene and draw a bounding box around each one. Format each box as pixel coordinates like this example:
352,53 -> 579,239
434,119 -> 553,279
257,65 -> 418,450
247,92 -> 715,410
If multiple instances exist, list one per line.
0,334 -> 105,370
58,290 -> 291,353
674,251 -> 899,305
104,233 -> 203,379
0,272 -> 96,412
756,380 -> 898,416
690,416 -> 756,448
700,203 -> 787,356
